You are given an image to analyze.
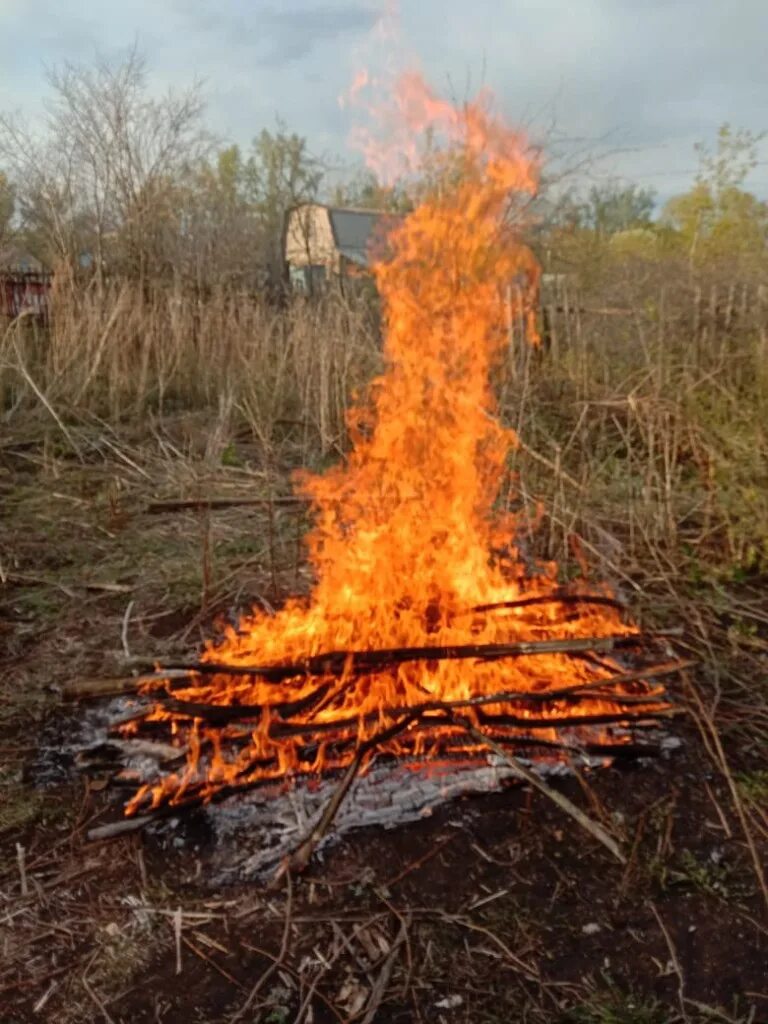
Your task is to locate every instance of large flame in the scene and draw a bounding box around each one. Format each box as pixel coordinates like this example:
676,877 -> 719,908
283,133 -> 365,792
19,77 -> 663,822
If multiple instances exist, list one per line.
127,75 -> 653,814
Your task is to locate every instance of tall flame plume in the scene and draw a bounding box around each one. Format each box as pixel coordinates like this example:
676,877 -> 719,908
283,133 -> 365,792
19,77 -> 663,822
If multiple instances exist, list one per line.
127,74 -> 653,814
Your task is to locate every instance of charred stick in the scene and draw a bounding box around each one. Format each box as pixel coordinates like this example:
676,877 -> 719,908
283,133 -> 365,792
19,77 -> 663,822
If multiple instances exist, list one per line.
281,704 -> 657,734
158,680 -> 334,726
274,711 -> 423,880
139,659 -> 685,734
230,732 -> 663,780
94,725 -> 662,840
98,713 -> 422,843
474,708 -> 677,729
159,631 -> 679,683
469,592 -> 627,615
155,678 -> 675,728
89,772 -> 294,838
151,702 -> 671,732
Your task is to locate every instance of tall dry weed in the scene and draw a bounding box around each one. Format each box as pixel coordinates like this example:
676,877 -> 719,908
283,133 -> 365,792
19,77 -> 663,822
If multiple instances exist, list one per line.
2,258 -> 766,575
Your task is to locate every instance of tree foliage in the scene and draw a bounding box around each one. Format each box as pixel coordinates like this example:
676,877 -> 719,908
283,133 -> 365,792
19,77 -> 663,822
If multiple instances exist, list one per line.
332,169 -> 413,214
663,124 -> 768,267
0,51 -> 324,288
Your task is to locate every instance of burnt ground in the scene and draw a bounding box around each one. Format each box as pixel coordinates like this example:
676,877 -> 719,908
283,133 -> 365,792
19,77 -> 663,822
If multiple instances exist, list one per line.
1,424 -> 767,1024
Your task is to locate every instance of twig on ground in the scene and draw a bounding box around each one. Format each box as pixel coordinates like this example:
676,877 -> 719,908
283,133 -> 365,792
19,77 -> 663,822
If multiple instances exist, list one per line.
682,669 -> 768,916
15,844 -> 28,897
360,915 -> 410,1024
88,815 -> 154,841
649,900 -> 689,1022
431,910 -> 540,983
81,952 -> 118,1024
229,874 -> 292,1022
454,716 -> 627,864
181,934 -> 244,991
173,907 -> 183,975
121,600 -> 135,659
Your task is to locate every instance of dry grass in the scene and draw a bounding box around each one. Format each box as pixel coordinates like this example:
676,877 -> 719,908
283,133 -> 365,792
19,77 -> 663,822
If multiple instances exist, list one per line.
1,276 -> 382,462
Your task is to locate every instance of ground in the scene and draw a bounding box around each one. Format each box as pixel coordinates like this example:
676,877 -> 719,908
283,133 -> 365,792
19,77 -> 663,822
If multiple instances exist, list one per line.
1,418 -> 766,1023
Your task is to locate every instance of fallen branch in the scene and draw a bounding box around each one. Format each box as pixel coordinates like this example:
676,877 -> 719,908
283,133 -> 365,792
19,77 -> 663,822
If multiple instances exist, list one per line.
455,715 -> 627,864
470,591 -> 627,615
273,711 -> 423,881
155,658 -> 683,727
89,724 -> 663,841
88,814 -> 155,841
62,670 -> 195,701
145,496 -> 306,513
2,572 -> 132,595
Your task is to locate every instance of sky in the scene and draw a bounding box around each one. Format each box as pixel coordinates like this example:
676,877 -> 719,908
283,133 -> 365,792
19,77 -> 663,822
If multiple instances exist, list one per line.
1,0 -> 767,206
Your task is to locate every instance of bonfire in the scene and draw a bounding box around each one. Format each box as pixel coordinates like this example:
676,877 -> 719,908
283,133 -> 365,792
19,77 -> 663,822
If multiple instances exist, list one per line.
106,74 -> 677,861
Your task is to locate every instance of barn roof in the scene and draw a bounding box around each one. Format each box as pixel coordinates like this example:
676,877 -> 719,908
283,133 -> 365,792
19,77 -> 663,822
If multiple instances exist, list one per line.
0,245 -> 48,273
327,206 -> 401,267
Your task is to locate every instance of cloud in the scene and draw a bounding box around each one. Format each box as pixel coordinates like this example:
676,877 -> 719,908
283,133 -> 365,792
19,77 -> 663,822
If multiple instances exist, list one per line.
176,2 -> 379,68
0,0 -> 766,200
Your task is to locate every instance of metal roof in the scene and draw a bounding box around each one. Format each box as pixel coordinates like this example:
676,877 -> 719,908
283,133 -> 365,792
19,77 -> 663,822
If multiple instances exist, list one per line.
0,245 -> 48,273
327,207 -> 401,267
336,245 -> 370,268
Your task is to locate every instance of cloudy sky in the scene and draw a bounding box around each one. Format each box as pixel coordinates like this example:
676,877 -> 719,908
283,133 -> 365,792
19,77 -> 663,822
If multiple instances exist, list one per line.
1,0 -> 767,205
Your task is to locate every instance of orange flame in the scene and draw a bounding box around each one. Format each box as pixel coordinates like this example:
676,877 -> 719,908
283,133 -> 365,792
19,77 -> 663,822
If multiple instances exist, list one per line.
126,74 -> 653,815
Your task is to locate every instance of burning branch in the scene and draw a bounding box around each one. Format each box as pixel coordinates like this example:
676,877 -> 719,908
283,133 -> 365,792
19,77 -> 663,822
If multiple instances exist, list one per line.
160,631 -> 680,683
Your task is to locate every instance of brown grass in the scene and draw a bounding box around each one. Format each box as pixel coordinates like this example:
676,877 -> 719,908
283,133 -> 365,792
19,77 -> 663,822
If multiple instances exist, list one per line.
1,276 -> 381,461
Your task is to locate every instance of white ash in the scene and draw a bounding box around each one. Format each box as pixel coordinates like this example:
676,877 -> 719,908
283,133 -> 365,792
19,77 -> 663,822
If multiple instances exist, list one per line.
30,695 -> 151,786
54,695 -> 674,885
202,745 -> 612,883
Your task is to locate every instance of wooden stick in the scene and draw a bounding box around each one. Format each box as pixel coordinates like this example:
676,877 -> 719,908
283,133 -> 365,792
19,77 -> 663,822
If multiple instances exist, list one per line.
152,658 -> 686,727
470,592 -> 627,614
455,716 -> 627,864
88,814 -> 155,840
144,496 -> 306,513
273,713 -> 422,881
65,635 -> 682,702
62,670 -> 195,701
90,724 -> 664,840
161,631 -> 678,683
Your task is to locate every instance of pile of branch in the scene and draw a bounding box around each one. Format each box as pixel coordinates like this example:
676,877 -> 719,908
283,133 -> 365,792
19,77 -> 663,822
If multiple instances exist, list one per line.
78,625 -> 686,865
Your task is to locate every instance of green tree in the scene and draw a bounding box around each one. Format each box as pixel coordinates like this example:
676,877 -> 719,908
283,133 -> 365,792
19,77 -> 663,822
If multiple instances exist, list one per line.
695,123 -> 764,195
579,181 -> 656,236
663,124 -> 768,266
